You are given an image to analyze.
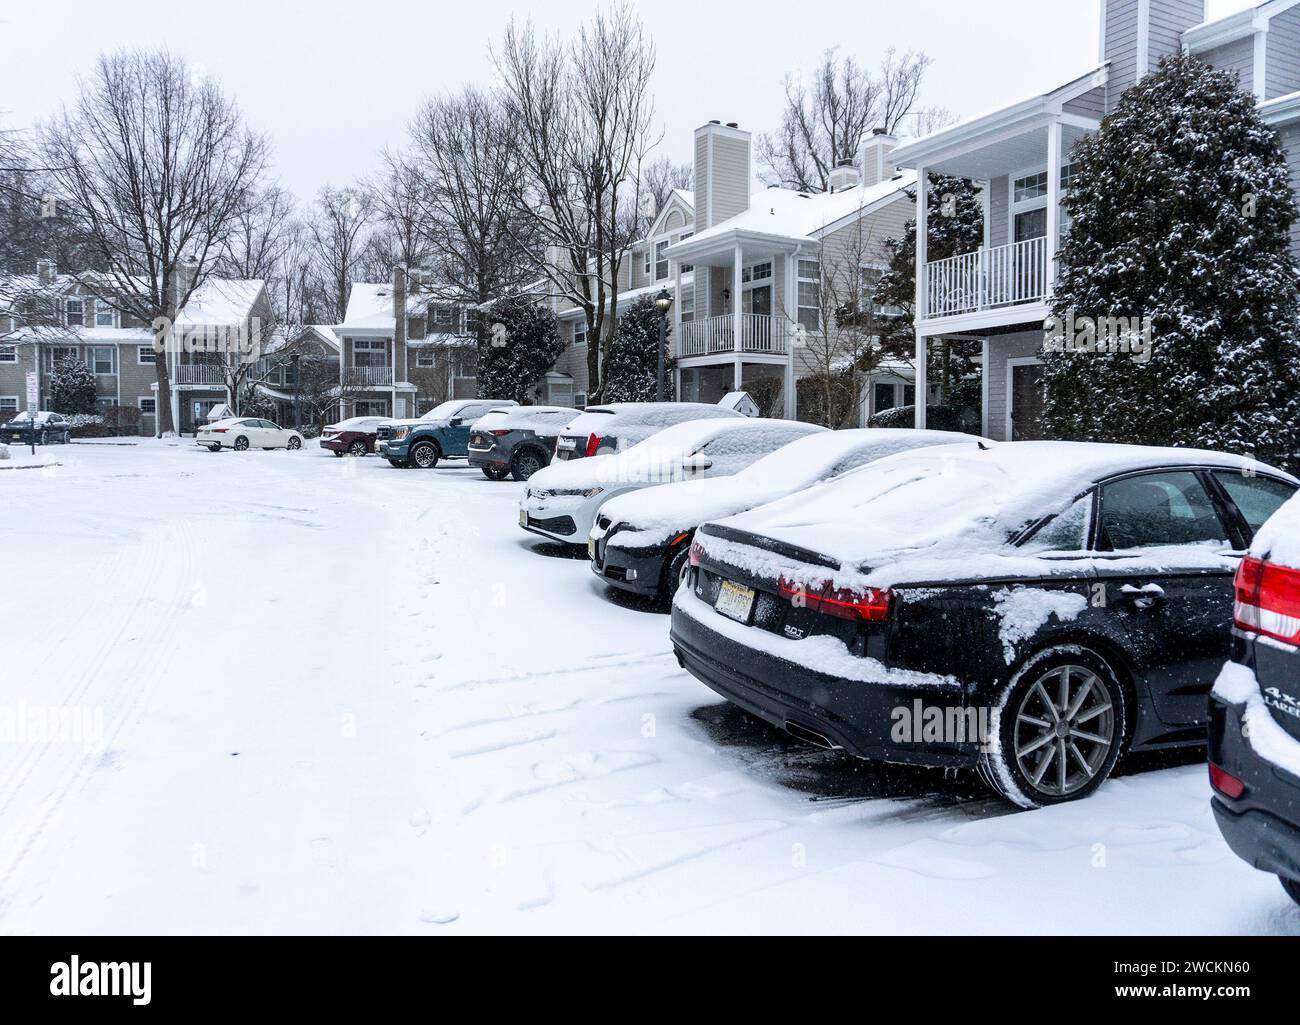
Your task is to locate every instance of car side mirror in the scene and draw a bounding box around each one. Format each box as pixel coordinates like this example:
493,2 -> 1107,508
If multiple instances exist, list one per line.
450,418 -> 465,427
682,454 -> 713,475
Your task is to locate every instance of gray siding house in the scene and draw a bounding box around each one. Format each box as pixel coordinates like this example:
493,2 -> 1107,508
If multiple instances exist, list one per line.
891,0 -> 1300,441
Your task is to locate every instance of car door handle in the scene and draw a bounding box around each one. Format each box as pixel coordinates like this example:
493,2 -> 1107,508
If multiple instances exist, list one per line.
1118,584 -> 1166,609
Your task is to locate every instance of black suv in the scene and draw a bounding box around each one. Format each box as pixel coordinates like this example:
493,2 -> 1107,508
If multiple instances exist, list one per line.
1209,495 -> 1300,906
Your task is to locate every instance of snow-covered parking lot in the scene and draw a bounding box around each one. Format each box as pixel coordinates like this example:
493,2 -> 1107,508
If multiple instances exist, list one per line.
1,441 -> 1298,936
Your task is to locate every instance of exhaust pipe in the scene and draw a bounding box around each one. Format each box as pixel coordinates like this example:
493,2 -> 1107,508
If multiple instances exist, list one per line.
784,721 -> 839,751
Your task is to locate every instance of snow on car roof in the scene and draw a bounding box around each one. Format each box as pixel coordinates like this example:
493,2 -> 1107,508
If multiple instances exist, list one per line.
493,406 -> 583,433
705,441 -> 1287,583
1251,492 -> 1300,570
562,403 -> 743,436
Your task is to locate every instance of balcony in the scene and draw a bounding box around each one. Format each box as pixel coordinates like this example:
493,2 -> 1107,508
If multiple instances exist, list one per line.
678,314 -> 790,359
344,366 -> 393,387
173,364 -> 225,385
923,238 -> 1048,320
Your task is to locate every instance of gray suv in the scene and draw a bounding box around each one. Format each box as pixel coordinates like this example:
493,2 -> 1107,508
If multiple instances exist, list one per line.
468,406 -> 583,481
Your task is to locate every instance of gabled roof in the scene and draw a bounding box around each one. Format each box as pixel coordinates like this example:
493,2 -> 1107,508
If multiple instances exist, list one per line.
1183,0 -> 1300,52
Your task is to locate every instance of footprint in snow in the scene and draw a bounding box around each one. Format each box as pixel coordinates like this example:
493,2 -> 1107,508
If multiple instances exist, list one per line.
419,910 -> 460,926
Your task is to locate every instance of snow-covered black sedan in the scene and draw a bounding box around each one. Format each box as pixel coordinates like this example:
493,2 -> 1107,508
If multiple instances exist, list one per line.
1210,492 -> 1300,906
671,441 -> 1298,808
1,411 -> 72,445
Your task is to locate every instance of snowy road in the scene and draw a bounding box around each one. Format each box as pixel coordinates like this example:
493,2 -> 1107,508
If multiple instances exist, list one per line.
1,441 -> 1297,935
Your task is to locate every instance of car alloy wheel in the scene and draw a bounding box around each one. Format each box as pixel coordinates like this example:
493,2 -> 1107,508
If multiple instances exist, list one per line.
288,437 -> 302,451
511,450 -> 544,482
1282,876 -> 1300,907
483,465 -> 510,481
411,443 -> 438,469
1013,664 -> 1118,801
234,436 -> 250,451
348,441 -> 367,457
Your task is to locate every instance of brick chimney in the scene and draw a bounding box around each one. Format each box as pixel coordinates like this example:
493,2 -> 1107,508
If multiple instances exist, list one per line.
860,129 -> 899,188
1103,0 -> 1205,102
693,120 -> 752,229
828,159 -> 862,193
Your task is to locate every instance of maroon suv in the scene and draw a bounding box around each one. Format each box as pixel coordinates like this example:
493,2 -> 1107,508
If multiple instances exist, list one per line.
320,416 -> 389,457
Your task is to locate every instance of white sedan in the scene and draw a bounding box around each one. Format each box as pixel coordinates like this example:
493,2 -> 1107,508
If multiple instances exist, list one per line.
197,418 -> 305,452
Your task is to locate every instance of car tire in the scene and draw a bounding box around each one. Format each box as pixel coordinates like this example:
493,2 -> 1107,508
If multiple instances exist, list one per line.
233,436 -> 250,452
411,442 -> 439,469
333,451 -> 344,458
1282,877 -> 1300,906
979,646 -> 1127,810
288,437 -> 302,451
348,440 -> 368,457
663,543 -> 692,600
511,447 -> 547,482
387,458 -> 410,469
483,465 -> 511,481
208,445 -> 222,453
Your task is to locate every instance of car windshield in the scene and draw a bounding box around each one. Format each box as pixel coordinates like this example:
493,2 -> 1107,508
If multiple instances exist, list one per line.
421,401 -> 464,422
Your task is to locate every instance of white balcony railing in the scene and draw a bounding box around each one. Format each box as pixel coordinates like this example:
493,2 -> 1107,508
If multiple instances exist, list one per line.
344,366 -> 394,387
678,314 -> 790,358
173,364 -> 225,385
924,237 -> 1048,319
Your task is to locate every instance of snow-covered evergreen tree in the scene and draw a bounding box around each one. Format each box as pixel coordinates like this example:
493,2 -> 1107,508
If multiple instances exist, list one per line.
1044,52 -> 1300,467
476,292 -> 564,404
49,357 -> 98,414
603,295 -> 675,403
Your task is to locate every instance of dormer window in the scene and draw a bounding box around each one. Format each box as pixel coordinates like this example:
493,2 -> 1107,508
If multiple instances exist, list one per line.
95,299 -> 116,328
655,241 -> 670,281
65,298 -> 84,327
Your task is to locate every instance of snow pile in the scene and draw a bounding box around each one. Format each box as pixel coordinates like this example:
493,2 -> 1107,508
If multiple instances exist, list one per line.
699,442 -> 1276,590
994,589 -> 1089,663
674,587 -> 962,690
600,429 -> 984,547
1214,662 -> 1300,780
1250,492 -> 1300,570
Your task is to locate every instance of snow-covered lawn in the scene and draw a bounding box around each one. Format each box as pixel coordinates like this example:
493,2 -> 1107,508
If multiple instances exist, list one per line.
0,441 -> 1297,935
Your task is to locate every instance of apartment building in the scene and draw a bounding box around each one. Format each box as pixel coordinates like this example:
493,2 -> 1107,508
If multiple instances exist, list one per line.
0,261 -> 271,436
891,0 -> 1300,441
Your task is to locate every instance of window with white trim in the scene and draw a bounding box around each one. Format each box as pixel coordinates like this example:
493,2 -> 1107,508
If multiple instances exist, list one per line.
95,300 -> 116,328
138,346 -> 156,365
655,241 -> 670,281
797,260 -> 821,333
742,262 -> 773,285
573,323 -> 587,348
139,398 -> 157,416
43,345 -> 78,371
416,348 -> 437,368
65,298 -> 84,327
1013,171 -> 1048,204
0,345 -> 15,364
352,339 -> 387,368
89,346 -> 116,375
0,396 -> 18,414
680,287 -> 695,324
355,400 -> 388,417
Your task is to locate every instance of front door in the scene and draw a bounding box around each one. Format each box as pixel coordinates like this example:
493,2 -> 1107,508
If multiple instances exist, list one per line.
1095,470 -> 1239,727
1009,362 -> 1045,441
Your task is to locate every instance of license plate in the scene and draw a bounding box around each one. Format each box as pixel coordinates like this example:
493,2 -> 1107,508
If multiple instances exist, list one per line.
558,438 -> 576,450
520,509 -> 529,528
715,580 -> 756,624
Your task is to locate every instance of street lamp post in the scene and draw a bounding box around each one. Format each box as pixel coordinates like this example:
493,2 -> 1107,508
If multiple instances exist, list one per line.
654,289 -> 674,403
290,354 -> 301,430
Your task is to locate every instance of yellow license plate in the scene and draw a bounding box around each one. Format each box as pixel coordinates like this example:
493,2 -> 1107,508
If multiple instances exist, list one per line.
519,510 -> 529,528
715,580 -> 756,624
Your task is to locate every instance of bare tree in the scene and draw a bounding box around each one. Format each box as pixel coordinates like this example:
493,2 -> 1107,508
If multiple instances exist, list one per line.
40,50 -> 269,435
367,155 -> 433,278
405,86 -> 538,308
759,48 -> 934,193
494,5 -> 660,402
636,155 -> 693,232
307,184 -> 374,323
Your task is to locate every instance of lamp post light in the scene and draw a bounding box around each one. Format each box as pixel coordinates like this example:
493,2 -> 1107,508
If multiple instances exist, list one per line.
290,353 -> 301,430
654,289 -> 674,403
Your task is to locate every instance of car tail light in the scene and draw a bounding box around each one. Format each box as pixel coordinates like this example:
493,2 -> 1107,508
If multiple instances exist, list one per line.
212,428 -> 229,434
689,542 -> 706,568
778,577 -> 894,623
1235,557 -> 1300,645
492,430 -> 511,437
1210,763 -> 1247,801
585,434 -> 603,458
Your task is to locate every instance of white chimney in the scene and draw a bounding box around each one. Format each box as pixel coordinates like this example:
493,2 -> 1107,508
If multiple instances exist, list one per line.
860,130 -> 899,189
693,120 -> 752,229
36,259 -> 57,286
828,159 -> 862,193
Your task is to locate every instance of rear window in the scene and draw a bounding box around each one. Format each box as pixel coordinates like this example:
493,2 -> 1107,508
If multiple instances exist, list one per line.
1213,472 -> 1296,539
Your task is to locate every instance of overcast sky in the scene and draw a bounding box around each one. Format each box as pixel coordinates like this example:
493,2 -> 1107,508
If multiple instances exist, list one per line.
0,0 -> 1259,201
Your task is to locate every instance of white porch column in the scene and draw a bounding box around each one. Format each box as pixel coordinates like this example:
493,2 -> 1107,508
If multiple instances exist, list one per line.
1046,121 -> 1062,301
915,167 -> 929,430
732,244 -> 744,392
785,251 -> 798,420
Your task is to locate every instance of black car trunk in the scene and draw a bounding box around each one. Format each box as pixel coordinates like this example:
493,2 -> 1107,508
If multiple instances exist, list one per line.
1254,639 -> 1300,742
